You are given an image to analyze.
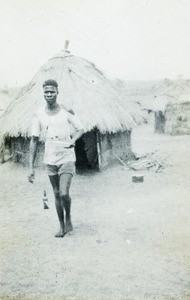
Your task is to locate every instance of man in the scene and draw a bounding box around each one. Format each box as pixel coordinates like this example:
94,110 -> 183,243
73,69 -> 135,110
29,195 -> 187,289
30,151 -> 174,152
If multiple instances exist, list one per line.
28,79 -> 84,238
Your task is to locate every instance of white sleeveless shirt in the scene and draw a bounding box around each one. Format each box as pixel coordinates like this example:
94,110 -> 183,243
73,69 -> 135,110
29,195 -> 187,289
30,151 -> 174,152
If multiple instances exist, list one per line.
32,107 -> 83,165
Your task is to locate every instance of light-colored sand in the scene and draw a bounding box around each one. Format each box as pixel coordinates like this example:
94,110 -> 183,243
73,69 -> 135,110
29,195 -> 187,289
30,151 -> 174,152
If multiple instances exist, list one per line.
0,124 -> 190,300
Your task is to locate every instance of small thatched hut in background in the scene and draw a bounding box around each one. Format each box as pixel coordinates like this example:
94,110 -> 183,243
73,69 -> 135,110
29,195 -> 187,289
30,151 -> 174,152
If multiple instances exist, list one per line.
164,95 -> 190,135
153,80 -> 190,135
153,93 -> 190,135
0,45 -> 135,170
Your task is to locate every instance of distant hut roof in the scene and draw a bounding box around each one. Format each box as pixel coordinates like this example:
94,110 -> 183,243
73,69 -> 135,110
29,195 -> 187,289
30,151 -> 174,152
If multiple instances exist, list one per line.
134,94 -> 177,113
0,49 -> 135,138
151,94 -> 190,113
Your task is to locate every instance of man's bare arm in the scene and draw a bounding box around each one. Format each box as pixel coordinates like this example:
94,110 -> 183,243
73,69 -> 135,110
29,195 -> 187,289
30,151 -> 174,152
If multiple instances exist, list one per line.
28,136 -> 39,182
70,129 -> 84,146
67,113 -> 84,147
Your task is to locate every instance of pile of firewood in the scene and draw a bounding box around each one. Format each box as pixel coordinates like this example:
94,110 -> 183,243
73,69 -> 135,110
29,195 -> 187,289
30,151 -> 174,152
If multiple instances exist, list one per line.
127,151 -> 168,173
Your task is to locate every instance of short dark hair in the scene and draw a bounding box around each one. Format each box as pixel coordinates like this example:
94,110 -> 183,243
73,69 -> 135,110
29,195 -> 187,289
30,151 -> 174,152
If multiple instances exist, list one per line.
43,79 -> 58,88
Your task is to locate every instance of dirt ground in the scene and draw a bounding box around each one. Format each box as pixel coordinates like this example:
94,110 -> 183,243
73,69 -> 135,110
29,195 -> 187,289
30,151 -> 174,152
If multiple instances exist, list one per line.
1,123 -> 190,300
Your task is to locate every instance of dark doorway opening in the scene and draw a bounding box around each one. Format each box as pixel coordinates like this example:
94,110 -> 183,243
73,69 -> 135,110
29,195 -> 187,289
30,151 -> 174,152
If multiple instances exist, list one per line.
75,130 -> 99,171
155,111 -> 166,134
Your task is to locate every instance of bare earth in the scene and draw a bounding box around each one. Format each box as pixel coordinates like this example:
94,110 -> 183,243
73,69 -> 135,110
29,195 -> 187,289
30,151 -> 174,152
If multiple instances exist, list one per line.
0,124 -> 190,300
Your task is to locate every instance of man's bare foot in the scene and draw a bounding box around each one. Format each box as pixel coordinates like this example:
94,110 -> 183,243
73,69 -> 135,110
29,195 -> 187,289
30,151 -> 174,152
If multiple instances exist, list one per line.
65,219 -> 73,233
55,228 -> 65,238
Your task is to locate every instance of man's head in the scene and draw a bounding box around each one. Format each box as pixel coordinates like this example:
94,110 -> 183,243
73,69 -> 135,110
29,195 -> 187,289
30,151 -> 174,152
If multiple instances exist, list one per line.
43,79 -> 59,106
43,79 -> 58,89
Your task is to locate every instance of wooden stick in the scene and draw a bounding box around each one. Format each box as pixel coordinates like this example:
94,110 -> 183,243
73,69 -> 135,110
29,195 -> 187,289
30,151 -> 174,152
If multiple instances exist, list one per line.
113,154 -> 129,169
96,130 -> 102,171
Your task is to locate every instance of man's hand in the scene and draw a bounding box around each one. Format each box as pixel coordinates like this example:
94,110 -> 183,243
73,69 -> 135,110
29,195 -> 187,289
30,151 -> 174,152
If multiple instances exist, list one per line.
28,170 -> 35,183
64,144 -> 75,149
64,140 -> 75,149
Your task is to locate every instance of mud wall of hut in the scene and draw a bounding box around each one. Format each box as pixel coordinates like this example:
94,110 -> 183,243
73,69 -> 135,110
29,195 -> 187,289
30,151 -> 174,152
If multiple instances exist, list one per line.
8,134 -> 98,170
10,137 -> 45,168
4,130 -> 132,171
100,130 -> 132,169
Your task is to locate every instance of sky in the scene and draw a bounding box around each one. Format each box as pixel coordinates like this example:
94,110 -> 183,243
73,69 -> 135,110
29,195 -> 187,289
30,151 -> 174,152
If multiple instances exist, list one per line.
0,0 -> 190,87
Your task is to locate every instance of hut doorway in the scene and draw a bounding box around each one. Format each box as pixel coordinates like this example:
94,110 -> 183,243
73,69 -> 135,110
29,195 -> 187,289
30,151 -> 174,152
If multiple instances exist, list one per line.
155,111 -> 166,134
75,130 -> 99,171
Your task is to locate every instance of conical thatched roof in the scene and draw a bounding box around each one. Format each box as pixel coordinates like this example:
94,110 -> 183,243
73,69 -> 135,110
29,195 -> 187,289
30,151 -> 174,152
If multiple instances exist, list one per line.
0,50 -> 135,139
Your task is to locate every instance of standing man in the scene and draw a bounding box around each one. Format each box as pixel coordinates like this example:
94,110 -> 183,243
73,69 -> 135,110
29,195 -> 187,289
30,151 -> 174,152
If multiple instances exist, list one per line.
28,79 -> 84,238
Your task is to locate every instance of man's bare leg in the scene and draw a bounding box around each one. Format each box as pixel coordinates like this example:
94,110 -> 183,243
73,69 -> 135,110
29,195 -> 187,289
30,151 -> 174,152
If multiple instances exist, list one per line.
64,195 -> 73,233
59,173 -> 73,233
49,175 -> 65,237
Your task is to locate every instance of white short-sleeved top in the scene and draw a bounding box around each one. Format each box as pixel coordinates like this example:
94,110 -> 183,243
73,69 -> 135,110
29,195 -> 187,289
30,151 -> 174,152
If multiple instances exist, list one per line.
31,106 -> 84,165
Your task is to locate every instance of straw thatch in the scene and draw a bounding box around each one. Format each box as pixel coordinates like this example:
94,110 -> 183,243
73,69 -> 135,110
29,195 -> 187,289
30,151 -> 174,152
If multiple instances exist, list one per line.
0,50 -> 135,139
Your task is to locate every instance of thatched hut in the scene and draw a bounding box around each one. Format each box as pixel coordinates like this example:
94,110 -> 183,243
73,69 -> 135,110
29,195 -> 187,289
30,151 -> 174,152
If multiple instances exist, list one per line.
153,93 -> 190,135
137,94 -> 176,134
164,97 -> 190,135
153,80 -> 190,134
0,46 -> 135,170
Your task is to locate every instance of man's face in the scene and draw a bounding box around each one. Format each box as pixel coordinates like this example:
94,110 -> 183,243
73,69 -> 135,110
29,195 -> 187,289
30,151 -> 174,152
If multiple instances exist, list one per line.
43,85 -> 58,105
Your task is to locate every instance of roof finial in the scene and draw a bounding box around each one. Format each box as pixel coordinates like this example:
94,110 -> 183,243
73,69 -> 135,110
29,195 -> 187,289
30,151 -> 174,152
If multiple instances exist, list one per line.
64,40 -> 70,53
